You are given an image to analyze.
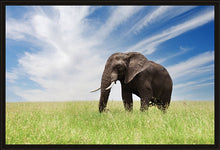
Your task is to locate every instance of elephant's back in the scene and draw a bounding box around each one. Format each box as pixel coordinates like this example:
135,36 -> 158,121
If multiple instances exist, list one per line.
148,61 -> 172,81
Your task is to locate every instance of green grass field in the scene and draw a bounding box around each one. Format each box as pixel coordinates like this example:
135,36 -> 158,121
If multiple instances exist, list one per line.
6,101 -> 214,144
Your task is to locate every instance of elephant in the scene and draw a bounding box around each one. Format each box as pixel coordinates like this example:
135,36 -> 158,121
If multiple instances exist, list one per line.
92,52 -> 173,113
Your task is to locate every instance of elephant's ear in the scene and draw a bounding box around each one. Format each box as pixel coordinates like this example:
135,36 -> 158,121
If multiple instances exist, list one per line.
124,52 -> 148,84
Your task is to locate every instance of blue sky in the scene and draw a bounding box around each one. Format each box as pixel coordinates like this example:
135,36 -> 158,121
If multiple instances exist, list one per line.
6,6 -> 214,102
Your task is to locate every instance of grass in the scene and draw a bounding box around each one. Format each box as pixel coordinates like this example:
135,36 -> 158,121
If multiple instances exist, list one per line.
6,101 -> 214,144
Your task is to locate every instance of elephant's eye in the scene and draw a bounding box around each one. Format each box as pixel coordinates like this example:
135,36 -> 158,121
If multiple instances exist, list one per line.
123,57 -> 128,61
116,65 -> 122,70
115,56 -> 120,61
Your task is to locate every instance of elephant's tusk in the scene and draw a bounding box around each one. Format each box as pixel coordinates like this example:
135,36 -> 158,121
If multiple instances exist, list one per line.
105,82 -> 115,90
90,87 -> 101,93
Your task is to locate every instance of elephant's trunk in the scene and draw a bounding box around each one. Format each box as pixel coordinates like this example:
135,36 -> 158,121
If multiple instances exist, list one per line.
99,66 -> 118,113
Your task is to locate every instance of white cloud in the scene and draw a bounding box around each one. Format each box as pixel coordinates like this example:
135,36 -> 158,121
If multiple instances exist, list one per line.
6,71 -> 18,83
192,82 -> 214,89
6,18 -> 32,40
6,6 -> 145,102
127,8 -> 214,54
171,80 -> 214,101
93,6 -> 143,42
156,46 -> 192,64
174,76 -> 214,89
128,6 -> 197,35
167,51 -> 214,79
6,6 -> 104,101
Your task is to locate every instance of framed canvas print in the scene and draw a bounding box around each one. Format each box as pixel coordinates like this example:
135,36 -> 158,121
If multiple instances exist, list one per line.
1,0 -> 219,150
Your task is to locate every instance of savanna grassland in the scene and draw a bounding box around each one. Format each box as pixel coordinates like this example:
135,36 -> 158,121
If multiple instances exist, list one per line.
6,101 -> 214,144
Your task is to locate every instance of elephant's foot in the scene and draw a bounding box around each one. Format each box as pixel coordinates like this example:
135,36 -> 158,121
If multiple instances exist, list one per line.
125,107 -> 133,112
140,97 -> 150,112
103,108 -> 110,112
140,103 -> 149,112
124,103 -> 133,112
99,107 -> 109,113
99,105 -> 106,113
157,104 -> 168,113
140,106 -> 148,112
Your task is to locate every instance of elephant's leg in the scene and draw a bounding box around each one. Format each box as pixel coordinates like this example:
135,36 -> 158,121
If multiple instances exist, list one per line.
121,86 -> 133,111
99,90 -> 110,112
139,88 -> 153,112
157,93 -> 171,113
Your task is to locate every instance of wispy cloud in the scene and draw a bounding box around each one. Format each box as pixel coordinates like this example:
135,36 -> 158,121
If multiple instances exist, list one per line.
156,46 -> 192,64
171,76 -> 214,101
127,8 -> 214,54
6,18 -> 32,40
93,6 -> 143,42
6,71 -> 18,83
174,76 -> 214,89
128,6 -> 197,35
167,51 -> 214,79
